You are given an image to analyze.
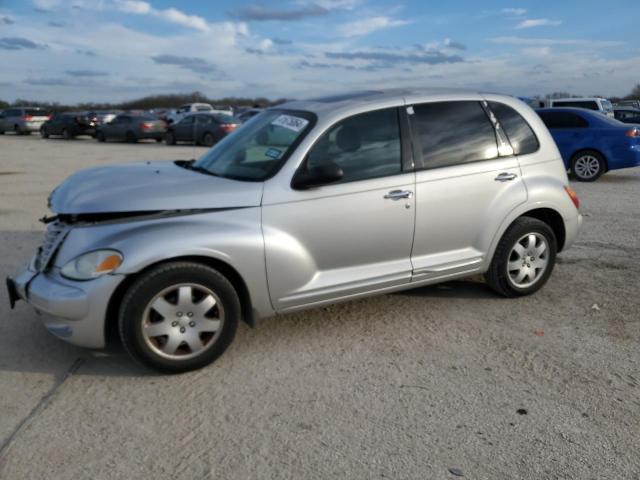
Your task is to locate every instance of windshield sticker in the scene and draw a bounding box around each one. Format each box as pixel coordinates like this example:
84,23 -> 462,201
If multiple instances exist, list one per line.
265,147 -> 282,159
271,114 -> 309,132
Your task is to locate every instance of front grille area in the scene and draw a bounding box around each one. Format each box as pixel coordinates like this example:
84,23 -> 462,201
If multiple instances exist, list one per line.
34,220 -> 70,272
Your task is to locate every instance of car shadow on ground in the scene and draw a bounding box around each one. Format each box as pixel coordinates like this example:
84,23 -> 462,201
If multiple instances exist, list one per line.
0,229 -> 496,378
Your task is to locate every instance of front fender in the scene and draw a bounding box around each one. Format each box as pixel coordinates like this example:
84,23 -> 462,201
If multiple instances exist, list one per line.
54,208 -> 275,320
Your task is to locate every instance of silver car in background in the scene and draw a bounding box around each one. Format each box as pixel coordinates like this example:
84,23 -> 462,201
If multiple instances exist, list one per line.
7,89 -> 582,373
0,107 -> 50,134
95,113 -> 167,143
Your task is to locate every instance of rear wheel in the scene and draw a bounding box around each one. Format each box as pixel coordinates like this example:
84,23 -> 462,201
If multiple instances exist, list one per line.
40,127 -> 49,138
125,131 -> 137,143
118,262 -> 240,373
203,132 -> 215,147
62,128 -> 73,140
571,150 -> 605,182
485,217 -> 557,297
165,131 -> 176,145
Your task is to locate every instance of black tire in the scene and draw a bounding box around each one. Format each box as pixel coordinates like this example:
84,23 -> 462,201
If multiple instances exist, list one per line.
40,127 -> 49,138
570,150 -> 605,182
485,217 -> 557,297
165,132 -> 176,145
202,132 -> 215,147
14,125 -> 22,135
155,137 -> 162,143
118,262 -> 240,373
62,128 -> 73,140
125,131 -> 137,143
97,131 -> 106,142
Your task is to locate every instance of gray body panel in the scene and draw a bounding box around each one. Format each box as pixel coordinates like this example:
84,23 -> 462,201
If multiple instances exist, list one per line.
11,88 -> 582,349
49,161 -> 263,213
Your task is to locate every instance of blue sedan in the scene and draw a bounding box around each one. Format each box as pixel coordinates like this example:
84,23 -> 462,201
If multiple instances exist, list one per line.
537,107 -> 640,181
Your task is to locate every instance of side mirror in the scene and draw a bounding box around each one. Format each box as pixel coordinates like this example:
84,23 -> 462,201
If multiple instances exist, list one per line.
292,162 -> 343,190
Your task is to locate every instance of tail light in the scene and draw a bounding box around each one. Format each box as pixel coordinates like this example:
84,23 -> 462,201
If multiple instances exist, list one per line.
47,114 -> 53,120
220,123 -> 236,133
564,186 -> 580,209
625,128 -> 640,138
140,122 -> 153,130
22,114 -> 33,121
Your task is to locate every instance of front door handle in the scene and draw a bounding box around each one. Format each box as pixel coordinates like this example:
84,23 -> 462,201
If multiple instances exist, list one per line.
495,172 -> 517,182
384,189 -> 413,200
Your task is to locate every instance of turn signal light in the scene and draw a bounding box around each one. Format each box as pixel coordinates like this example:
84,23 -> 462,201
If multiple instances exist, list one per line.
95,254 -> 123,273
564,186 -> 580,209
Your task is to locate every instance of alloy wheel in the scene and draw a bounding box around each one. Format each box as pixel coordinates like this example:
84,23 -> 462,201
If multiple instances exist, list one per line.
573,155 -> 601,180
507,233 -> 549,288
141,283 -> 224,360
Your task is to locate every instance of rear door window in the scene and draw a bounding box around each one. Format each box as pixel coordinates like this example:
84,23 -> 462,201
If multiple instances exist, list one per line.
488,102 -> 539,155
410,101 -> 498,169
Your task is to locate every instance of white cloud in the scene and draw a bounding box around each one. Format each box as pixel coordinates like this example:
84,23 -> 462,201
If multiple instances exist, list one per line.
313,0 -> 361,9
337,16 -> 410,37
114,0 -> 245,33
491,36 -> 624,48
516,18 -> 562,29
502,8 -> 527,15
116,0 -> 151,14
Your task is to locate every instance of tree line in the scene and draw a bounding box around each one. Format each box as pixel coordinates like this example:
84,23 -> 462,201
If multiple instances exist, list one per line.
0,91 -> 288,111
1,84 -> 639,111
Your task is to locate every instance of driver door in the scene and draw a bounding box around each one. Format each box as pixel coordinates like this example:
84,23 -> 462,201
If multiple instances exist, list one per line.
262,107 -> 416,311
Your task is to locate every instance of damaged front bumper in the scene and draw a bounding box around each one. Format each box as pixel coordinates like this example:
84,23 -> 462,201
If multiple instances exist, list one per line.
7,265 -> 125,349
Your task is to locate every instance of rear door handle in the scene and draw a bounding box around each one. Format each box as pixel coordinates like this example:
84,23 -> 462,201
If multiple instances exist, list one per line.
384,189 -> 413,200
495,172 -> 517,182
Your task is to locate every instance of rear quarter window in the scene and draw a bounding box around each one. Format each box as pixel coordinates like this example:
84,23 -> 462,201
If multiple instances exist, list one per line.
489,102 -> 539,155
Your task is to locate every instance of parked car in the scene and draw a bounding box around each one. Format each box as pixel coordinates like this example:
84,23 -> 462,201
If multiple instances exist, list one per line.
40,112 -> 95,139
7,89 -> 582,372
165,113 -> 239,146
537,107 -> 640,181
549,97 -> 614,118
237,108 -> 263,123
614,100 -> 640,109
95,114 -> 166,143
166,103 -> 216,124
613,107 -> 640,124
0,107 -> 50,135
86,110 -> 120,126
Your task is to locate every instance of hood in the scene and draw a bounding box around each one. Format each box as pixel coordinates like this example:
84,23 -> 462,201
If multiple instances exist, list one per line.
49,160 -> 263,214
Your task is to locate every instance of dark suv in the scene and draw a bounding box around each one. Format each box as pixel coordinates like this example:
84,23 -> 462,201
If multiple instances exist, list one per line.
40,113 -> 95,139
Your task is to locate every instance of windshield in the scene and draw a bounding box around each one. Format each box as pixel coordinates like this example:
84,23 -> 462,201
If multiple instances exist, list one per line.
601,100 -> 613,112
194,109 -> 315,181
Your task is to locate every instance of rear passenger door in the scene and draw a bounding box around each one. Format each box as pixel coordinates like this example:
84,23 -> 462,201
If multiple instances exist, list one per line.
407,99 -> 529,279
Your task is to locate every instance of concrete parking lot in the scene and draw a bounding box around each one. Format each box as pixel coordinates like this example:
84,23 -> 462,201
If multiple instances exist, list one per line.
0,133 -> 638,479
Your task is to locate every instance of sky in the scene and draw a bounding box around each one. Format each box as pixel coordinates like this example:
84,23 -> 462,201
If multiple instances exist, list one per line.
0,0 -> 638,103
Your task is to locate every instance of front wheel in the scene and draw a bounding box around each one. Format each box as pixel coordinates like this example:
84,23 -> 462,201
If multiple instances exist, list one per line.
62,128 -> 73,140
485,217 -> 557,297
571,150 -> 605,182
40,127 -> 49,138
119,262 -> 240,373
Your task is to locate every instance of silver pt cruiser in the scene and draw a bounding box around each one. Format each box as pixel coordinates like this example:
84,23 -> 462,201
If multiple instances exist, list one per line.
7,89 -> 582,373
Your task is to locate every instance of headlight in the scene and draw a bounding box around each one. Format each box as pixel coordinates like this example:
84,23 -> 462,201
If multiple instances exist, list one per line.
60,250 -> 123,280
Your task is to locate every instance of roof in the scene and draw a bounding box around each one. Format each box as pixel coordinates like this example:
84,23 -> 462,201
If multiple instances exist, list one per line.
278,87 -> 483,115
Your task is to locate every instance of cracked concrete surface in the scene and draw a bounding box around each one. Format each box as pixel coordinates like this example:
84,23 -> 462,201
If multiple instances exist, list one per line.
0,135 -> 638,479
